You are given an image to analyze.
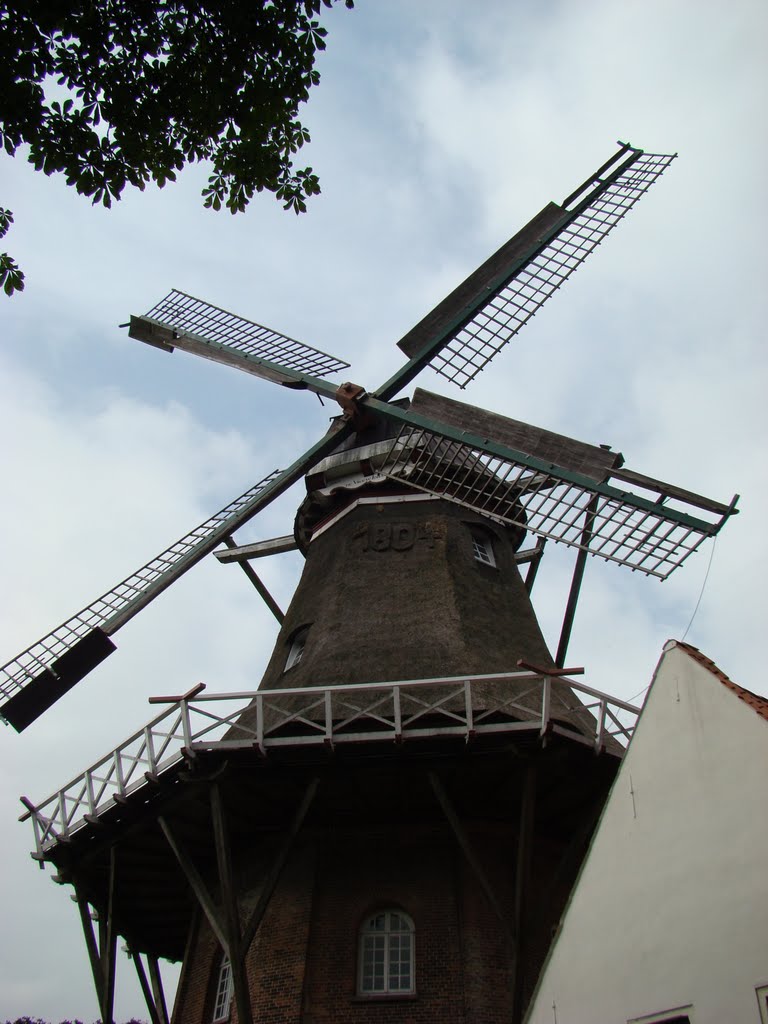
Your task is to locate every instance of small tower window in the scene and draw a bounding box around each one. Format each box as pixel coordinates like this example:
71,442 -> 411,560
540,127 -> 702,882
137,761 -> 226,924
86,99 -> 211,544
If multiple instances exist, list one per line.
358,909 -> 415,996
470,527 -> 496,567
212,955 -> 233,1022
285,625 -> 309,671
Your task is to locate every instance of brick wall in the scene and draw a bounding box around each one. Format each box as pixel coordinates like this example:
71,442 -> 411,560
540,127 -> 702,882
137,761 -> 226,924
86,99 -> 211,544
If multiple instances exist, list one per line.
171,818 -> 577,1024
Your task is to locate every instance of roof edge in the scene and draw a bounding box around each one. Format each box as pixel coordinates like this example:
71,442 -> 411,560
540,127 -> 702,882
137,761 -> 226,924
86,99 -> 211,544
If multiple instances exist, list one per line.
665,639 -> 768,723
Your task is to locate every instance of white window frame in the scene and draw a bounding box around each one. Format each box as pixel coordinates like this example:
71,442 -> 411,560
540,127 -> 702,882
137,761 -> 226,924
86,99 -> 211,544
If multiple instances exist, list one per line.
470,528 -> 496,567
212,955 -> 233,1022
357,909 -> 415,996
285,626 -> 309,671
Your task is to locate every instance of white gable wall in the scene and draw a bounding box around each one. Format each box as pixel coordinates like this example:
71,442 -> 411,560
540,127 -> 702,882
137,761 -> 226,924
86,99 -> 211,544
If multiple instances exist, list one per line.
525,642 -> 768,1024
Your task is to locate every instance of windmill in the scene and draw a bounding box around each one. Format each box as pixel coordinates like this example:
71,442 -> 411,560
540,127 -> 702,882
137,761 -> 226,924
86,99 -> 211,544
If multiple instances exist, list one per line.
6,143 -> 738,1024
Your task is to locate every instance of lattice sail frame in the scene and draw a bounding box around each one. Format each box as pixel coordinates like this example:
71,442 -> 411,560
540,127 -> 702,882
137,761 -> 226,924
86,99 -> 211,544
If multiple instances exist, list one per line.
0,468 -> 283,703
377,425 -> 724,579
145,289 -> 350,379
429,152 -> 676,389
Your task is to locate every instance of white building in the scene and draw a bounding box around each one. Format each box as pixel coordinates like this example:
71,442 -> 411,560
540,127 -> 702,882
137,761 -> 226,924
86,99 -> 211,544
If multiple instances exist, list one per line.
524,639 -> 768,1024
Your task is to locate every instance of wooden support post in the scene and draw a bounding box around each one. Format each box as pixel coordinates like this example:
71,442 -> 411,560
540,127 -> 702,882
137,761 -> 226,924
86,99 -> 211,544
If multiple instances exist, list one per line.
223,536 -> 285,624
556,495 -> 599,667
74,884 -> 105,1013
158,815 -> 229,952
148,954 -> 171,1024
211,783 -> 254,1024
242,777 -> 320,953
99,846 -> 118,1024
524,540 -> 546,595
510,759 -> 537,1024
428,770 -> 513,942
133,952 -> 165,1024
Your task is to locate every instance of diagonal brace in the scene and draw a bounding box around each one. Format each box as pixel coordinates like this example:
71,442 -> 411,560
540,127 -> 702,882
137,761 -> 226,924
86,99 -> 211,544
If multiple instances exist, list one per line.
242,777 -> 320,953
428,770 -> 513,944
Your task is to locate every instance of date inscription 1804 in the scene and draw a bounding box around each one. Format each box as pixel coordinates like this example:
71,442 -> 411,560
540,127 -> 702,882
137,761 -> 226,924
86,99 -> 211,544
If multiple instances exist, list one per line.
353,522 -> 436,552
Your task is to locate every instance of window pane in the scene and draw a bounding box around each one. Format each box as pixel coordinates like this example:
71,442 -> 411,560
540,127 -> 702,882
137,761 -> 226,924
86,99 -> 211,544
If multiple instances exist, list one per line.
359,909 -> 414,995
212,957 -> 233,1022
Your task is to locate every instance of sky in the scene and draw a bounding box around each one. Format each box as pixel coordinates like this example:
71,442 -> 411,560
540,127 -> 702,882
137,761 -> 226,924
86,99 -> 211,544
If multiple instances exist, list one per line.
1,0 -> 766,1019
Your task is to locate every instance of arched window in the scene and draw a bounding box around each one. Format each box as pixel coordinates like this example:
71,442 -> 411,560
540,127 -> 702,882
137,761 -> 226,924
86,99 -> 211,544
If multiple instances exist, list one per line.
285,625 -> 310,671
212,955 -> 233,1022
358,909 -> 415,995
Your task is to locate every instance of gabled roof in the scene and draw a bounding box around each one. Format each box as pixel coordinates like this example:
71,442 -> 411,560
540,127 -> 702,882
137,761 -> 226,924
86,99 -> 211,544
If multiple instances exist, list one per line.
669,639 -> 768,723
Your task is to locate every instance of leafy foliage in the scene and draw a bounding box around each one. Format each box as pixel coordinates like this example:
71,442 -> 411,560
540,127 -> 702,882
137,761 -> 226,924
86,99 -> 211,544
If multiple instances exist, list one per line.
0,0 -> 353,294
0,207 -> 24,295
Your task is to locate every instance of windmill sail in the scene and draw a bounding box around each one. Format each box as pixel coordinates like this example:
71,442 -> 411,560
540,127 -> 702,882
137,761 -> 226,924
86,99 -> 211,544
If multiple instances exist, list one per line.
368,390 -> 737,580
382,146 -> 676,396
0,414 -> 353,732
129,289 -> 349,396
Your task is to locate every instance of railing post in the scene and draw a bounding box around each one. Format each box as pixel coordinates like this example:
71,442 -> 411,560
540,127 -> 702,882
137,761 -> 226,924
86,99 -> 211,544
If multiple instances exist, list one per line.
539,676 -> 551,737
27,808 -> 44,859
256,693 -> 265,754
145,726 -> 157,775
464,679 -> 474,740
58,790 -> 68,840
180,698 -> 193,752
86,771 -> 97,817
393,684 -> 402,742
324,688 -> 333,746
595,699 -> 606,751
114,749 -> 126,799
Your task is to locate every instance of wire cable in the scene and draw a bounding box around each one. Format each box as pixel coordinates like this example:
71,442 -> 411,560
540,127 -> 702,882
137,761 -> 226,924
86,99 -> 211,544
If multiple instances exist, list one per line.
625,536 -> 719,707
681,534 -> 718,643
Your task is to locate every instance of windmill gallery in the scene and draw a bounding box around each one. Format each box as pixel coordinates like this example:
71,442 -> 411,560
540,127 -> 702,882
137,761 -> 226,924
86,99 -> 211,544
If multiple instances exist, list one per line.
0,145 -> 749,1023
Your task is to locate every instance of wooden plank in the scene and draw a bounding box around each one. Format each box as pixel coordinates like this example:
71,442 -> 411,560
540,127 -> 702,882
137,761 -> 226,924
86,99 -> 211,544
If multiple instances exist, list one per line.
214,535 -> 298,563
396,204 -> 565,359
610,466 -> 733,515
410,389 -> 622,483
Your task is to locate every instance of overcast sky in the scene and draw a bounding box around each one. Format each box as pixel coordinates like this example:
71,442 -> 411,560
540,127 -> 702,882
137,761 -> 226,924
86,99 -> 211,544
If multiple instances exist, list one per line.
1,0 -> 766,1019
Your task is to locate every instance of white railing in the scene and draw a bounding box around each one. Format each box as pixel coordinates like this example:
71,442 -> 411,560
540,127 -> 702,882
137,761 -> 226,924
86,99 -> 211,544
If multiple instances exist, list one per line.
20,671 -> 640,858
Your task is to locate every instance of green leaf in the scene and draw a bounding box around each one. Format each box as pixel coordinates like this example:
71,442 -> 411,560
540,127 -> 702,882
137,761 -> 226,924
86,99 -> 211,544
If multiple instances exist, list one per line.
0,252 -> 25,297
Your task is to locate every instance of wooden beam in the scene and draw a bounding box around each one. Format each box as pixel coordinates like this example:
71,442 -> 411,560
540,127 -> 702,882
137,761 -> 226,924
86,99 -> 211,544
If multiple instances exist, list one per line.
74,885 -> 105,1011
555,494 -> 599,668
99,846 -> 118,1024
133,953 -> 165,1024
157,815 -> 228,952
511,759 -> 537,1024
210,783 -> 254,1024
428,771 -> 513,942
214,535 -> 298,562
223,536 -> 285,623
611,465 -> 733,515
409,389 -> 622,482
242,777 -> 320,953
148,955 -> 171,1024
